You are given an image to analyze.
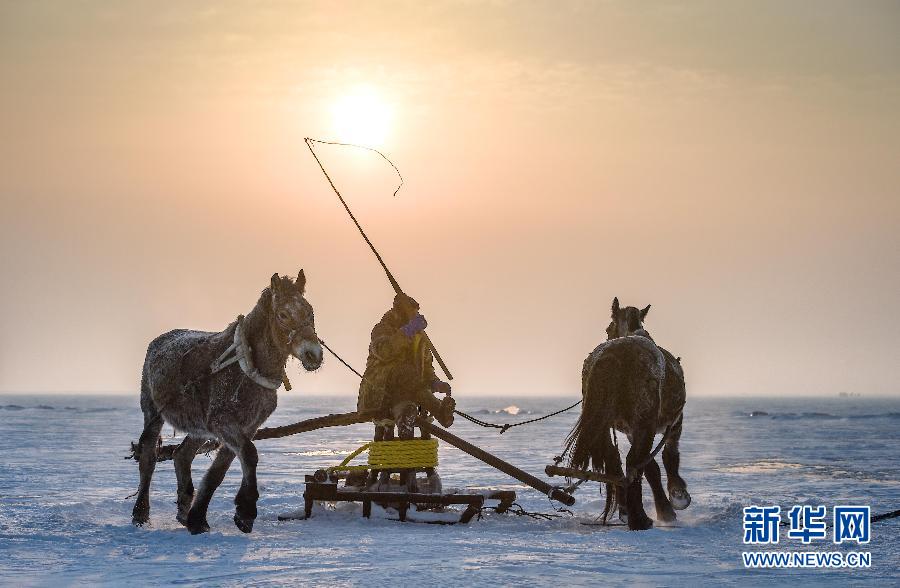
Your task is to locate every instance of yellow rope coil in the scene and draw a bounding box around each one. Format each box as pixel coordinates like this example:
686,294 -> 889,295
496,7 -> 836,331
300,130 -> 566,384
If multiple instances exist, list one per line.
327,439 -> 439,472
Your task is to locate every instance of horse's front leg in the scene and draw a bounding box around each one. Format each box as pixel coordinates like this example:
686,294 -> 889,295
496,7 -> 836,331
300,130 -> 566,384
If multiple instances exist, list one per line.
174,435 -> 203,526
185,446 -> 235,534
662,415 -> 691,510
227,433 -> 260,533
624,428 -> 654,530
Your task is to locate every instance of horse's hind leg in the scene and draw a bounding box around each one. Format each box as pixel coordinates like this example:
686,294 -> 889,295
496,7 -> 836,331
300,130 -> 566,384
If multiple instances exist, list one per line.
662,415 -> 691,510
644,457 -> 676,523
132,406 -> 164,526
174,435 -> 203,526
185,446 -> 235,534
624,428 -> 654,530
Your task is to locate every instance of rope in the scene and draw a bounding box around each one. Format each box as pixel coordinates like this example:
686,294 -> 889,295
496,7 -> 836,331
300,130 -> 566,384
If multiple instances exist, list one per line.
319,338 -> 364,379
305,138 -> 403,197
317,332 -> 581,434
478,502 -> 568,522
454,400 -> 583,434
547,489 -> 576,516
484,504 -> 900,526
777,508 -> 900,526
872,509 -> 900,522
327,439 -> 439,472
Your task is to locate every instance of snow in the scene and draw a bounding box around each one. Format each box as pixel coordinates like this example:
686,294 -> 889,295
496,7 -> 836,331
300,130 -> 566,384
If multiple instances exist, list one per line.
1,394 -> 898,586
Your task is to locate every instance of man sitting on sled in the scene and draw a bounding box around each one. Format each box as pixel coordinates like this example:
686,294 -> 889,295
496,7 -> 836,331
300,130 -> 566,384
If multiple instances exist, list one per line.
356,293 -> 456,490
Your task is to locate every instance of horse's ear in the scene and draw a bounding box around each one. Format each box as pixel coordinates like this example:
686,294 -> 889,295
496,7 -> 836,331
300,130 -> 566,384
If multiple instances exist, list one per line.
611,297 -> 620,318
270,273 -> 280,293
640,304 -> 651,320
296,269 -> 306,294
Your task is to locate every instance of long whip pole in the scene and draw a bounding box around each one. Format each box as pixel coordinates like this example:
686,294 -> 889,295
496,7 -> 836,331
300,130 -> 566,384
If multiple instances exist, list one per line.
304,137 -> 453,381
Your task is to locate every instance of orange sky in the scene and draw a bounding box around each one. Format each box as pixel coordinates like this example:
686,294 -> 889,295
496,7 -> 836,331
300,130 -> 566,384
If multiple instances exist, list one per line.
1,1 -> 898,397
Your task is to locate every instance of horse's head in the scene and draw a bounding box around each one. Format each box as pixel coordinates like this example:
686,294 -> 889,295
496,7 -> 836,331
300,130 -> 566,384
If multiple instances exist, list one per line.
268,270 -> 323,371
606,297 -> 651,340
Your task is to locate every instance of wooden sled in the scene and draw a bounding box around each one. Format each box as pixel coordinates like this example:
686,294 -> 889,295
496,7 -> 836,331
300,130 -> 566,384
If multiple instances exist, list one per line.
135,411 -> 575,524
281,476 -> 516,524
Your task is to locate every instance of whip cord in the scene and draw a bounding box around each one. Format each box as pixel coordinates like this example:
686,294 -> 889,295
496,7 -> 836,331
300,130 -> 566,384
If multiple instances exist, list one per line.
304,137 -> 453,380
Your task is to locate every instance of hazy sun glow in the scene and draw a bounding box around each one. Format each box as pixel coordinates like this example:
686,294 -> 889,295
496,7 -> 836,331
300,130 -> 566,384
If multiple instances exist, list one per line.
331,87 -> 392,147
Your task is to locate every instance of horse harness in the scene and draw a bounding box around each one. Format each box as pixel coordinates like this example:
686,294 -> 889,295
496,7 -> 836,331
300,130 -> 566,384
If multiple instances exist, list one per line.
208,315 -> 291,391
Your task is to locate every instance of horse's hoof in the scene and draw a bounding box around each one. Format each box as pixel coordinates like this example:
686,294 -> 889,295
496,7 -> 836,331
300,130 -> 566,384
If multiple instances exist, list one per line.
176,512 -> 189,527
132,507 -> 149,527
656,507 -> 677,523
628,514 -> 654,531
187,520 -> 210,535
186,510 -> 210,534
670,488 -> 691,510
618,510 -> 628,525
233,514 -> 254,533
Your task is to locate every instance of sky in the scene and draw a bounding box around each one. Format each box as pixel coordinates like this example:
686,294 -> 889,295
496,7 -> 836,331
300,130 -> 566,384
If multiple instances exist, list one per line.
1,1 -> 898,397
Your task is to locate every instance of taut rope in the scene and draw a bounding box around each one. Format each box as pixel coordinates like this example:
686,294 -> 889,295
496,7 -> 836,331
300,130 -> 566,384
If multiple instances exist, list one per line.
455,400 -> 583,434
318,338 -> 364,379
317,337 -> 581,432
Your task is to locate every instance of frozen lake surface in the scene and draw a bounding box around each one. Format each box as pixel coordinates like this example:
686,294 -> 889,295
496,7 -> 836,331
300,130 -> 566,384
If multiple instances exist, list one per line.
1,393 -> 898,586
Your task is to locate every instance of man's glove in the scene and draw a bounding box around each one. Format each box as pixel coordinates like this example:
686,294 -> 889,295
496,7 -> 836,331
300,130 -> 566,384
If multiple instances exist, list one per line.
431,378 -> 451,395
436,396 -> 456,428
400,313 -> 428,338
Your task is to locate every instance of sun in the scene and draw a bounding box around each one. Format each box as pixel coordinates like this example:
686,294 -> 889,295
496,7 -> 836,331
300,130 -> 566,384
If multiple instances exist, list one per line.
330,86 -> 392,147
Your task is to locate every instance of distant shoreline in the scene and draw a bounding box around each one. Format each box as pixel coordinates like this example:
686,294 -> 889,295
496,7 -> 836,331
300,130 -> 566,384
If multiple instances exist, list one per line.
1,391 -> 898,400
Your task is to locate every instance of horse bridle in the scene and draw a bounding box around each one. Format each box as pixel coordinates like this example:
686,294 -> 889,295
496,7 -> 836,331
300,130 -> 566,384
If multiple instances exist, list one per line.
270,293 -> 315,354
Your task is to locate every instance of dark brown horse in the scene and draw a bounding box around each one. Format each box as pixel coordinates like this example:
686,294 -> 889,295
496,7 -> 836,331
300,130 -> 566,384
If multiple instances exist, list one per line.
565,297 -> 690,530
132,271 -> 322,534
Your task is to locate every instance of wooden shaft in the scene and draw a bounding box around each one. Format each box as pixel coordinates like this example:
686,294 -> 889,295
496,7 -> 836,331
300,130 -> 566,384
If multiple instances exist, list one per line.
140,411 -> 374,463
544,464 -> 624,485
254,411 -> 374,440
417,418 -> 576,506
423,333 -> 453,381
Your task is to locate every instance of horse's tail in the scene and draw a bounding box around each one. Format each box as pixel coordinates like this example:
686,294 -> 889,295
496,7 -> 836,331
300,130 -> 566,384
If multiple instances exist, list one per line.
564,352 -> 624,523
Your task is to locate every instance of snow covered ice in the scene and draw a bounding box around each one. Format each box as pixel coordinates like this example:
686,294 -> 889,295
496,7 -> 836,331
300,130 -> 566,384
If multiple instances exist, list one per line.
1,394 -> 898,585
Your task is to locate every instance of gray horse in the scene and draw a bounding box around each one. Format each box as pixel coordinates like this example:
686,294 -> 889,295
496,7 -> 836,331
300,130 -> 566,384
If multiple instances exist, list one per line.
565,298 -> 690,530
132,271 -> 323,534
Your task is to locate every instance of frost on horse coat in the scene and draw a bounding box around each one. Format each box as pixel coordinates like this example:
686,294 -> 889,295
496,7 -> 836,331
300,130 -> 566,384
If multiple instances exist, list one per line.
565,298 -> 690,530
132,272 -> 322,534
580,337 -> 685,438
143,323 -> 277,441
